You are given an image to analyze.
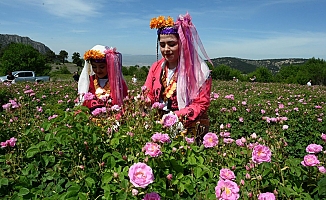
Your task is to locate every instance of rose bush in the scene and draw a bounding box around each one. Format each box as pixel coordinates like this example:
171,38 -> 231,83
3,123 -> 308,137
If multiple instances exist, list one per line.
0,80 -> 325,199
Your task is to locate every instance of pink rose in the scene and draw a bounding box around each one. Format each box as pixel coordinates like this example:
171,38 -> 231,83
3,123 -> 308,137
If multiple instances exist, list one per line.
219,168 -> 236,180
151,102 -> 165,109
185,137 -> 195,144
83,92 -> 95,101
166,174 -> 173,180
143,192 -> 160,200
306,144 -> 323,154
161,113 -> 178,127
7,137 -> 17,147
128,162 -> 154,188
151,133 -> 171,143
132,189 -> 138,196
301,154 -> 320,166
1,141 -> 8,148
252,144 -> 272,164
215,179 -> 239,200
203,132 -> 218,148
223,138 -> 234,144
258,192 -> 276,200
236,139 -> 245,147
321,133 -> 326,142
318,166 -> 326,174
143,142 -> 162,157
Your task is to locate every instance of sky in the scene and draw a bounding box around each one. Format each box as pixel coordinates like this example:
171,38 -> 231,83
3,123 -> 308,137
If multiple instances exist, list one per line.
1,0 -> 326,64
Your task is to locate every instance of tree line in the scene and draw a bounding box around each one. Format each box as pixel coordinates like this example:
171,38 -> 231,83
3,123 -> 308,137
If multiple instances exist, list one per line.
1,43 -> 325,85
208,57 -> 326,85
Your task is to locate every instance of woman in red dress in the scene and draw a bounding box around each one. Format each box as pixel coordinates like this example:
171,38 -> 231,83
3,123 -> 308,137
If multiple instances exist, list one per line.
78,45 -> 128,111
144,13 -> 213,139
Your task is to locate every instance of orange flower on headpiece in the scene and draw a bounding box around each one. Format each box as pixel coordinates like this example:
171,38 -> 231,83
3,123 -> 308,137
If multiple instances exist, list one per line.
150,16 -> 174,29
83,49 -> 105,60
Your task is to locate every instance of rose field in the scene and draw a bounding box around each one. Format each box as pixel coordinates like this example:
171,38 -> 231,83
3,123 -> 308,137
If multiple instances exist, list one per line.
0,79 -> 326,200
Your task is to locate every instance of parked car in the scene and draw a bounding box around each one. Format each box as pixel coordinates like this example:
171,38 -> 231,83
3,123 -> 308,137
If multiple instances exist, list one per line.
0,71 -> 50,83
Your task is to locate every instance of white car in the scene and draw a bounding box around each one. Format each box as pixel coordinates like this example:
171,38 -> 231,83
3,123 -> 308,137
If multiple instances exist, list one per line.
0,71 -> 50,83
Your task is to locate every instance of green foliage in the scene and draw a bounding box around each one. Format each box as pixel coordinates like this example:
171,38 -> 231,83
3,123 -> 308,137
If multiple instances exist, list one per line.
44,50 -> 56,63
59,50 -> 68,64
0,43 -> 51,75
122,65 -> 149,81
0,80 -> 325,199
248,66 -> 274,82
212,57 -> 326,85
72,52 -> 83,67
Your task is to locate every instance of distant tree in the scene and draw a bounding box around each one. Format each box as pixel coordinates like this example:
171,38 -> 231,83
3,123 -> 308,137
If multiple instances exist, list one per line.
128,66 -> 138,76
251,66 -> 274,83
122,66 -> 129,76
72,52 -> 83,67
0,43 -> 51,75
44,50 -> 56,63
59,50 -> 68,64
211,64 -> 232,80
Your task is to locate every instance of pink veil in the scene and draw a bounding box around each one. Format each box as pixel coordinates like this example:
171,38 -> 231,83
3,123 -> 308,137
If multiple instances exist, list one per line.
104,47 -> 125,106
175,12 -> 212,109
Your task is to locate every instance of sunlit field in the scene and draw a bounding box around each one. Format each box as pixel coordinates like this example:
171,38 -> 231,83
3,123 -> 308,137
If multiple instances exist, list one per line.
0,79 -> 325,199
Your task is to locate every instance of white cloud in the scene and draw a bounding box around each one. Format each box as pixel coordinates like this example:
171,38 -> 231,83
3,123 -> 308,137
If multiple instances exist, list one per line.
205,31 -> 326,59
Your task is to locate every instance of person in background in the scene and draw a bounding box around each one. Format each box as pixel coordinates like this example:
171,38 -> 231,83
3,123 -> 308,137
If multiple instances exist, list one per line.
250,75 -> 256,82
78,45 -> 128,110
131,74 -> 137,83
6,71 -> 15,83
73,71 -> 79,82
144,13 -> 212,141
233,76 -> 238,82
307,79 -> 312,86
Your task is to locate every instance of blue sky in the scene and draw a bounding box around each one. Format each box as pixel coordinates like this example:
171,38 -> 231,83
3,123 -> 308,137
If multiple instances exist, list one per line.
1,0 -> 326,62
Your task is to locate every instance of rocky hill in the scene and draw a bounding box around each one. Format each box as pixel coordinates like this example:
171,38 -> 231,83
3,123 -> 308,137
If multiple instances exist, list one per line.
0,34 -> 52,54
211,57 -> 308,73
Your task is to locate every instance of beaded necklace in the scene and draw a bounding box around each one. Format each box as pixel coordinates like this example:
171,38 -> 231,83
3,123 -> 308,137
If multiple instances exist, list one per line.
161,65 -> 177,102
93,78 -> 111,99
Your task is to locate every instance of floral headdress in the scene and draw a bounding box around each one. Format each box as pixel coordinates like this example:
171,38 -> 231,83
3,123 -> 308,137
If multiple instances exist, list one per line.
83,49 -> 107,63
150,16 -> 177,35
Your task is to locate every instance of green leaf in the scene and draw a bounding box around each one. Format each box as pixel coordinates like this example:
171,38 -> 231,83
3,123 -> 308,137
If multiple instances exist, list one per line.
92,133 -> 97,144
102,173 -> 113,183
18,187 -> 29,196
102,152 -> 111,160
0,178 -> 9,188
194,166 -> 202,178
26,146 -> 40,158
188,155 -> 197,165
43,122 -> 52,131
318,177 -> 326,195
109,157 -> 116,168
85,177 -> 95,187
78,193 -> 87,200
